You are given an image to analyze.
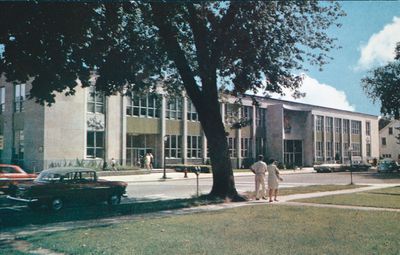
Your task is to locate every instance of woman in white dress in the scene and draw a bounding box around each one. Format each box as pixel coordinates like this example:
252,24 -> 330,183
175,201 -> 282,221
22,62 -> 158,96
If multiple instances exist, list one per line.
267,159 -> 283,202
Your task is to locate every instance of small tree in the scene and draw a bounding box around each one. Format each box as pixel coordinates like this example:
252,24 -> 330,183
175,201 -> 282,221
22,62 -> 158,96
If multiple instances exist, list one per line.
0,2 -> 344,199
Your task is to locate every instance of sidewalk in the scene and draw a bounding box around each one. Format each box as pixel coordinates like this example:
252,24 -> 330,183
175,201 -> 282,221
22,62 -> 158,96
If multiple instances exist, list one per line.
101,167 -> 316,182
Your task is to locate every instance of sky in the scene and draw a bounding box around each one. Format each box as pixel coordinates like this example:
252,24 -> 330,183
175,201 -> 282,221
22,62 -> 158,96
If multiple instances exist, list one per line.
272,1 -> 400,116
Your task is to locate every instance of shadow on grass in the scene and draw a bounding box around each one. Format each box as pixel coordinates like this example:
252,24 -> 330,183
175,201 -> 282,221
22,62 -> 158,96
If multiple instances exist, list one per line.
0,195 -> 223,230
360,172 -> 400,180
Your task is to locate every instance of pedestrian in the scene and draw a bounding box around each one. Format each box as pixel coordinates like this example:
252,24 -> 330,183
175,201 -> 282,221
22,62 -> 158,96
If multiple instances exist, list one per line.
267,159 -> 283,202
149,152 -> 154,170
110,158 -> 117,171
250,155 -> 268,200
144,153 -> 152,171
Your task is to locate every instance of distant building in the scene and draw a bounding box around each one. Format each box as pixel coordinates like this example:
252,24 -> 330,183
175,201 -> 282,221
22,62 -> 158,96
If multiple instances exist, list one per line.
379,119 -> 400,162
0,77 -> 380,171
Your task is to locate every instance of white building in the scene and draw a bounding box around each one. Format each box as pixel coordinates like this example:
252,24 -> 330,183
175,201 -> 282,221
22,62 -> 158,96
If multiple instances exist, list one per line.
379,119 -> 400,162
0,77 -> 380,171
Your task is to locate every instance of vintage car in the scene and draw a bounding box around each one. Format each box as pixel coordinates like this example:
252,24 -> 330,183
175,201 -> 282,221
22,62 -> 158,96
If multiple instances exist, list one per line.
0,164 -> 37,194
313,163 -> 346,173
377,159 -> 399,173
7,167 -> 127,211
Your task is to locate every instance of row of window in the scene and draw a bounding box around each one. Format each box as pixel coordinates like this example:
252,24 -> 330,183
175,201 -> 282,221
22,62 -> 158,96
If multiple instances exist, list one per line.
315,140 -> 365,161
316,116 -> 367,135
0,84 -> 27,114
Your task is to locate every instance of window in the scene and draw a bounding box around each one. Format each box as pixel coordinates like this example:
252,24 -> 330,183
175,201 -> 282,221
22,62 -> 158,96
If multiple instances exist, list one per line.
166,97 -> 182,120
256,137 -> 266,156
187,100 -> 198,121
325,117 -> 333,133
187,136 -> 202,158
241,138 -> 252,158
0,87 -> 5,114
366,121 -> 371,136
224,104 -> 239,123
316,116 -> 324,132
326,141 -> 333,160
382,154 -> 391,158
334,118 -> 341,133
87,86 -> 105,113
343,119 -> 350,134
335,142 -> 341,159
366,143 -> 371,157
256,108 -> 266,127
381,137 -> 387,146
389,127 -> 393,135
86,131 -> 104,159
241,106 -> 252,120
351,143 -> 361,157
228,137 -> 237,158
14,84 -> 26,112
13,130 -> 24,160
316,141 -> 323,161
351,120 -> 361,135
165,135 -> 182,158
127,94 -> 160,118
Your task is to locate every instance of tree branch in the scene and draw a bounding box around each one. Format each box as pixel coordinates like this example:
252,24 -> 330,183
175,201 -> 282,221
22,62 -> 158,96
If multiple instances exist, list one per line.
151,3 -> 202,104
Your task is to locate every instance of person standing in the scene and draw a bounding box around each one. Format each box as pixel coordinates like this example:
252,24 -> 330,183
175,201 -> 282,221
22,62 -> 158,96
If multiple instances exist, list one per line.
267,159 -> 283,202
144,153 -> 152,171
250,155 -> 268,200
110,158 -> 117,171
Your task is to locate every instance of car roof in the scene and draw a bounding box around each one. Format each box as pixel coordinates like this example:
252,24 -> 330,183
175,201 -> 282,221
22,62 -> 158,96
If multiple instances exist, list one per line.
41,167 -> 96,175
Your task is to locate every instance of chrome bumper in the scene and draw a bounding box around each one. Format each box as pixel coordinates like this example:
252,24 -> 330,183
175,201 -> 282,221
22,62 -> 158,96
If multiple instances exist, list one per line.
7,195 -> 38,203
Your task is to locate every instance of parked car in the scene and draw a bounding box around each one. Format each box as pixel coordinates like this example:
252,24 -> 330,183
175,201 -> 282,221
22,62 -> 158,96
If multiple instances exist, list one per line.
0,164 -> 37,194
377,160 -> 399,173
7,167 -> 127,211
349,161 -> 371,171
314,163 -> 346,173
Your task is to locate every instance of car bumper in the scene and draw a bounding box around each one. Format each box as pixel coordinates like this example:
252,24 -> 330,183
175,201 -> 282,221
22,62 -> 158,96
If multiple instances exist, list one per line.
7,195 -> 38,203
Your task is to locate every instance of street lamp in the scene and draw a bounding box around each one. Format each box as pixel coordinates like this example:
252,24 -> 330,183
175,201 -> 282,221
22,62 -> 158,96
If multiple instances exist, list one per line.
163,135 -> 168,179
348,146 -> 354,185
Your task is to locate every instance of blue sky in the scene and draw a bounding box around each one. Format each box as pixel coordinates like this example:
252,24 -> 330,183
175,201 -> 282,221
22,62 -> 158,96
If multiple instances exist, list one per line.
275,1 -> 400,116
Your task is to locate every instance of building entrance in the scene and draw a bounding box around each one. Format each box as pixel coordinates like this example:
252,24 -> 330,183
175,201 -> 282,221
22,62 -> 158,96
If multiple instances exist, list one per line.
126,134 -> 157,167
284,140 -> 303,167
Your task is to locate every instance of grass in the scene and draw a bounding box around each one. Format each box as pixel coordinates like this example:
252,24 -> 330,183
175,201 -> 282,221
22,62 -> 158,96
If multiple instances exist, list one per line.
295,186 -> 400,209
15,205 -> 400,255
245,184 -> 365,199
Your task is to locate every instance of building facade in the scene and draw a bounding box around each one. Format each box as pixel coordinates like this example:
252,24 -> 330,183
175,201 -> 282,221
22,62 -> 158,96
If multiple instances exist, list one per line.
379,120 -> 400,162
0,78 -> 380,171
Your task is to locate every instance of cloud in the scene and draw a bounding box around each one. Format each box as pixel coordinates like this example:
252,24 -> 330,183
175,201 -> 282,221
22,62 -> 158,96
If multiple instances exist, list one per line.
269,75 -> 355,111
356,16 -> 400,70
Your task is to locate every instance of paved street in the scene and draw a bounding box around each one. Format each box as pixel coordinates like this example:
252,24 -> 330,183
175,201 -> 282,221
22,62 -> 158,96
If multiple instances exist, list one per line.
103,169 -> 400,202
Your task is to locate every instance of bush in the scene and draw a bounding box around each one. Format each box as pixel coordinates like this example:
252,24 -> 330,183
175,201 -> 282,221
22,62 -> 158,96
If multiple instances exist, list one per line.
169,164 -> 212,173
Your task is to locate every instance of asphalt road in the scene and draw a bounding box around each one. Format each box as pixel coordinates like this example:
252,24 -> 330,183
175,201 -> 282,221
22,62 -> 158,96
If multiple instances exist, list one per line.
123,171 -> 400,201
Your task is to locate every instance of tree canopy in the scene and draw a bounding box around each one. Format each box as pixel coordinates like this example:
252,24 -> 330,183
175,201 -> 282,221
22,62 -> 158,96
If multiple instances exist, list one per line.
362,42 -> 400,119
0,1 -> 344,198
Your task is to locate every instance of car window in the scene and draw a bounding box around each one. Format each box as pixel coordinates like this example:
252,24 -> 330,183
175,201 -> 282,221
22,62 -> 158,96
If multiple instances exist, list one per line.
71,171 -> 96,183
0,166 -> 19,174
37,173 -> 62,182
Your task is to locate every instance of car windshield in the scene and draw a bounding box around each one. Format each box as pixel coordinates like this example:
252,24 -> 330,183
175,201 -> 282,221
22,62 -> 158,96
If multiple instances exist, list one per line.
35,172 -> 64,183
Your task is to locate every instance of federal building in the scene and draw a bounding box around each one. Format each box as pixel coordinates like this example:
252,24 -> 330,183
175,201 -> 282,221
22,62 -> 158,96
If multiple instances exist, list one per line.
0,77 -> 380,171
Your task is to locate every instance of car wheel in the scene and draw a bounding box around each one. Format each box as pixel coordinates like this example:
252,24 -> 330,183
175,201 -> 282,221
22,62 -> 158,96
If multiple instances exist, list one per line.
107,194 -> 121,205
49,198 -> 64,211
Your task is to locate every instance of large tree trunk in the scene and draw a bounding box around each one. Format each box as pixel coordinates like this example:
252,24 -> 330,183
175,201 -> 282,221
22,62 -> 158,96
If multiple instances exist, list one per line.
198,95 -> 242,200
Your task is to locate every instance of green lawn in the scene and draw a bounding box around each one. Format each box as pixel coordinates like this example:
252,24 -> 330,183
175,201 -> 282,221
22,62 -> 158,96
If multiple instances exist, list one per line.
245,184 -> 365,199
295,186 -> 400,209
12,205 -> 399,255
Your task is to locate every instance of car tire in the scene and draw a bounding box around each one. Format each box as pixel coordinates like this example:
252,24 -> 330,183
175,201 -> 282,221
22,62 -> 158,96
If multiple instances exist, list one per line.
107,194 -> 121,205
49,198 -> 64,211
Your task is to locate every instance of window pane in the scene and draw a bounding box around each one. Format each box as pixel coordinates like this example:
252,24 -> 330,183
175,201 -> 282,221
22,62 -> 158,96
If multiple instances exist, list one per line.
87,132 -> 95,147
96,132 -> 104,147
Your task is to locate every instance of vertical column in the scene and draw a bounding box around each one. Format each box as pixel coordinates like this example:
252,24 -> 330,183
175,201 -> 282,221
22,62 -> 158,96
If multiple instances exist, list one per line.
236,109 -> 242,168
121,94 -> 127,165
322,116 -> 326,162
160,95 -> 167,168
182,96 -> 188,165
202,132 -> 207,164
341,118 -> 344,163
313,115 -> 317,163
251,105 -> 256,158
332,118 -> 336,162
